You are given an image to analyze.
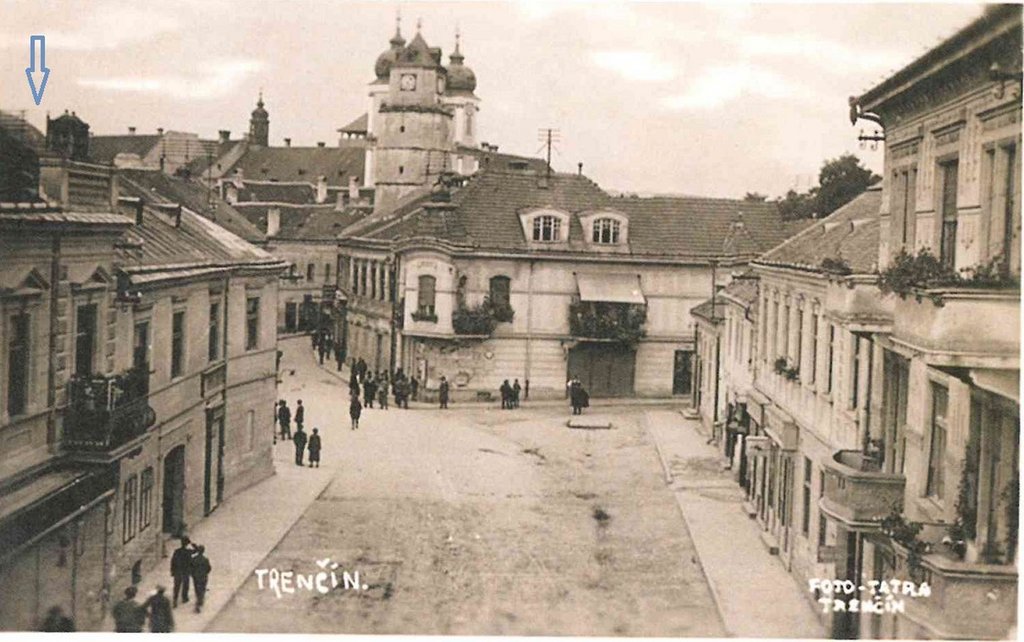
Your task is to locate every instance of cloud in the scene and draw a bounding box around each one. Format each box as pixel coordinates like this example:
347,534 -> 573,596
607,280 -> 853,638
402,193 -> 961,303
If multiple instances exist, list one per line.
737,33 -> 903,74
77,59 -> 264,100
591,50 -> 676,82
0,4 -> 181,51
661,63 -> 802,111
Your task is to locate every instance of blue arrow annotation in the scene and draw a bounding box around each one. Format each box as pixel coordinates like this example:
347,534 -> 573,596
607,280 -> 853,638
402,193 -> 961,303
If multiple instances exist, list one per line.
25,35 -> 50,106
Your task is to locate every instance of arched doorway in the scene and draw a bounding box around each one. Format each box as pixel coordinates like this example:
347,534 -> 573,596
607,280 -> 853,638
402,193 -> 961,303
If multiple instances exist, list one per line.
162,446 -> 185,537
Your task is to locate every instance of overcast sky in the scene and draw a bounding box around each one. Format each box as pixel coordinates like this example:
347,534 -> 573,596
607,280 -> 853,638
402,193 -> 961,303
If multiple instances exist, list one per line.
0,1 -> 984,198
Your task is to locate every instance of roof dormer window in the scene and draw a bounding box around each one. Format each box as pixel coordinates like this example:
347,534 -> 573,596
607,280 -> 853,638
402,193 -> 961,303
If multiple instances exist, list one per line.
592,218 -> 621,244
533,215 -> 561,242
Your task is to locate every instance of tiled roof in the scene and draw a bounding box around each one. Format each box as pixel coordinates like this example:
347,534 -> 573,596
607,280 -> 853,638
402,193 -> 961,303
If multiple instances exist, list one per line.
89,135 -> 160,164
118,169 -> 265,243
183,140 -> 244,176
614,196 -> 812,260
722,273 -> 759,307
234,203 -> 365,241
691,297 -> 725,323
236,181 -> 317,204
349,170 -> 805,261
339,113 -> 368,134
116,199 -> 281,275
223,146 -> 365,185
754,186 -> 882,275
456,145 -> 550,174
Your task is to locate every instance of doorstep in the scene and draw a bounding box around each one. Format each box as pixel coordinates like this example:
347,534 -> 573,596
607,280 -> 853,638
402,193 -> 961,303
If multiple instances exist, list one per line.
759,529 -> 780,555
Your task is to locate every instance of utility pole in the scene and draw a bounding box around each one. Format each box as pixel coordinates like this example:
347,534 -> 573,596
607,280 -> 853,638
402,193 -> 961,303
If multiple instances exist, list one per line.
536,128 -> 560,179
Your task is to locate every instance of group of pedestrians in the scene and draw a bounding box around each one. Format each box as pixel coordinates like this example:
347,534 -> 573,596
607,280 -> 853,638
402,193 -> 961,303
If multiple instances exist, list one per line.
499,379 -> 523,409
275,400 -> 323,467
111,537 -> 212,632
312,328 -> 345,371
347,360 -> 423,429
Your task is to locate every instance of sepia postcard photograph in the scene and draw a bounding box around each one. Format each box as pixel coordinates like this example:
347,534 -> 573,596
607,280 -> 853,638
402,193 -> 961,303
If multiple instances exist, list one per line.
0,1 -> 1020,639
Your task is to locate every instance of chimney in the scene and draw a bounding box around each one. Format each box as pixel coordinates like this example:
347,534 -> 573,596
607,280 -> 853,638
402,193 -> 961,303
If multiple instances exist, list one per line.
267,207 -> 281,237
218,130 -> 231,144
336,190 -> 346,211
348,175 -> 358,201
578,162 -> 583,176
317,141 -> 326,148
316,175 -> 328,204
284,137 -> 291,147
157,127 -> 164,136
128,126 -> 136,135
173,204 -> 182,227
134,200 -> 143,225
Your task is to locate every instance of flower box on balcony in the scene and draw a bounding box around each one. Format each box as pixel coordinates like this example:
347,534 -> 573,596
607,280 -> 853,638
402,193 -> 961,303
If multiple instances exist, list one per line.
820,449 -> 906,529
410,310 -> 438,323
64,366 -> 155,455
568,301 -> 646,345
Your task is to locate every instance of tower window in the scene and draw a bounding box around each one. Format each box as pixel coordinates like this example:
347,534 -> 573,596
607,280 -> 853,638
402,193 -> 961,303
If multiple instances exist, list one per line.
400,125 -> 405,133
399,166 -> 404,175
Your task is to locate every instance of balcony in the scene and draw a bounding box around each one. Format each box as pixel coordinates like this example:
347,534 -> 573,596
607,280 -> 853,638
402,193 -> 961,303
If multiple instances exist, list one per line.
883,537 -> 1017,640
824,278 -> 893,332
891,287 -> 1020,368
568,301 -> 646,344
64,366 -> 156,458
820,450 -> 905,529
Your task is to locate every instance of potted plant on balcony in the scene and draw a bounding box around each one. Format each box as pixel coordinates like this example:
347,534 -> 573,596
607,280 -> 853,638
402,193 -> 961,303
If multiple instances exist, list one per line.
880,249 -> 1019,305
568,301 -> 646,345
881,508 -> 929,580
453,298 -> 499,335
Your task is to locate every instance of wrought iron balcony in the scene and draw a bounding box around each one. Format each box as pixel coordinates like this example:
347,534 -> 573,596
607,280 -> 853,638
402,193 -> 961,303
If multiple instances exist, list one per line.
820,449 -> 905,530
64,366 -> 155,453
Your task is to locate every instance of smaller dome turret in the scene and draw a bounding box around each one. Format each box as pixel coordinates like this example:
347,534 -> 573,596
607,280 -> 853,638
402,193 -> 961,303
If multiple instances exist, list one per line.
375,14 -> 406,81
445,30 -> 476,94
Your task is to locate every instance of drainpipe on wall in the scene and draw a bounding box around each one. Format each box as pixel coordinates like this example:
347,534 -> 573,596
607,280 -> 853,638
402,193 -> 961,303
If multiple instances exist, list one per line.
46,235 -> 62,449
525,260 -> 534,386
388,253 -> 400,374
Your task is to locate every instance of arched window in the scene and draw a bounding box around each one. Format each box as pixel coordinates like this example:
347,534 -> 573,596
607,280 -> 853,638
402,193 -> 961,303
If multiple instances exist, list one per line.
417,275 -> 436,317
592,218 -> 621,244
532,215 -> 561,242
489,275 -> 511,308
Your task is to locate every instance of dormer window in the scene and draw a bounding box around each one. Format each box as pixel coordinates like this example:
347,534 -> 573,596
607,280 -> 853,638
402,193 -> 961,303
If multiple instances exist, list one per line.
592,218 -> 621,244
533,216 -> 561,242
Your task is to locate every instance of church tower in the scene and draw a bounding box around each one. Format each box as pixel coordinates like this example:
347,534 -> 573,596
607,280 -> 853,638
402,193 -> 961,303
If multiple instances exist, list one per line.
249,92 -> 269,147
440,28 -> 481,175
371,22 -> 454,214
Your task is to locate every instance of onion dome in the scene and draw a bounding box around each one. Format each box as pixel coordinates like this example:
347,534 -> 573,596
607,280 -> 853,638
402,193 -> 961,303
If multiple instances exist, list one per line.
445,31 -> 476,93
375,17 -> 406,81
251,92 -> 268,119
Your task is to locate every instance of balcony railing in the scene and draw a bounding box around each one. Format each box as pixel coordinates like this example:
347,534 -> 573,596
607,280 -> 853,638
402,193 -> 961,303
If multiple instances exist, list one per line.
568,301 -> 646,344
883,537 -> 1017,640
820,449 -> 906,529
64,366 -> 155,452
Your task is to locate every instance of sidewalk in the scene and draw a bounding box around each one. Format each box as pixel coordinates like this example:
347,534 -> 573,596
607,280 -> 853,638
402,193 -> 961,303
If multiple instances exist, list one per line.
111,444 -> 335,632
643,410 -> 824,639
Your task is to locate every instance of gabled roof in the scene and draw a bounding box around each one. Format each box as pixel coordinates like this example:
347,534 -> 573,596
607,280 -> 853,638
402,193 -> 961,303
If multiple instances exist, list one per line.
754,186 -> 882,275
222,146 -> 365,186
691,297 -> 725,323
118,169 -> 265,243
236,181 -> 317,205
456,145 -> 550,174
89,135 -> 161,164
234,203 -> 365,241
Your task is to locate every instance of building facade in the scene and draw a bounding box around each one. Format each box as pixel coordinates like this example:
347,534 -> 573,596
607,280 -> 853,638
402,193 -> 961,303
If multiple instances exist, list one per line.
689,6 -> 1021,639
0,150 -> 286,630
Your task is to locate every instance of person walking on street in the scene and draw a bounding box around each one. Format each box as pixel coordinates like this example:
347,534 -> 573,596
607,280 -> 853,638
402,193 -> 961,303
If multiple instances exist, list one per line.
500,380 -> 511,409
190,545 -> 212,614
524,378 -> 530,401
569,375 -> 584,415
410,375 -> 419,401
295,399 -> 305,431
143,586 -> 174,632
378,382 -> 389,409
513,379 -> 522,408
308,428 -> 322,467
317,340 -> 327,365
311,329 -> 319,352
335,343 -> 344,371
293,425 -> 307,466
112,586 -> 145,632
356,357 -> 367,382
364,374 -> 376,409
350,393 -> 362,430
170,536 -> 193,607
277,401 -> 292,440
439,376 -> 450,409
396,378 -> 409,409
40,606 -> 75,632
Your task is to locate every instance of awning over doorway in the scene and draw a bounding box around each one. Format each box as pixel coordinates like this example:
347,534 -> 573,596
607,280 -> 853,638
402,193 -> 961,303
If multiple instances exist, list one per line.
575,273 -> 645,305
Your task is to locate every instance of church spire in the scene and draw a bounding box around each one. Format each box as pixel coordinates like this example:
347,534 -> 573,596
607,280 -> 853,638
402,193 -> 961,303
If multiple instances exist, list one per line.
450,25 -> 464,64
390,8 -> 405,47
250,91 -> 269,147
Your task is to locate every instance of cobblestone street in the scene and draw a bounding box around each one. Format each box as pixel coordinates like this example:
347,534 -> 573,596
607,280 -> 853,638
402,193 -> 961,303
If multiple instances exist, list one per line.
199,338 -> 821,636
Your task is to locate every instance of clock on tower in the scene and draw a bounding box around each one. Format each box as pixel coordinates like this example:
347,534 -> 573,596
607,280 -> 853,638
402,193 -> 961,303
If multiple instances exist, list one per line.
400,73 -> 417,91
